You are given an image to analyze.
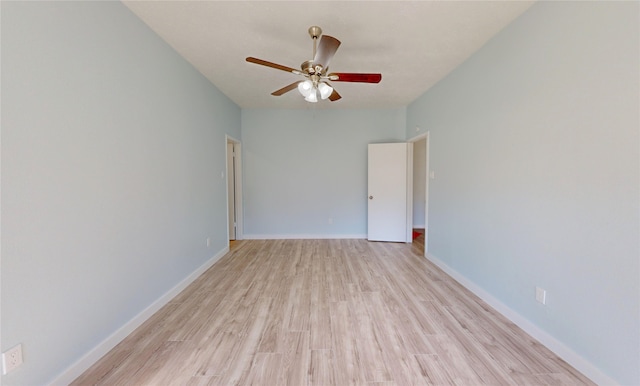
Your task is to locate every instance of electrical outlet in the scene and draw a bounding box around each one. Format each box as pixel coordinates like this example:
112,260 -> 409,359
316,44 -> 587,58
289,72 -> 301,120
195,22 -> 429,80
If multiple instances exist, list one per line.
3,344 -> 23,374
206,237 -> 211,248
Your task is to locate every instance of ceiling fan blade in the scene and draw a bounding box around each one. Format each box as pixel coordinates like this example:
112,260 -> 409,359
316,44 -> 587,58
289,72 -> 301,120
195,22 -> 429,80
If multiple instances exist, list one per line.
313,35 -> 340,70
271,81 -> 301,96
246,57 -> 301,74
328,73 -> 382,83
328,88 -> 342,102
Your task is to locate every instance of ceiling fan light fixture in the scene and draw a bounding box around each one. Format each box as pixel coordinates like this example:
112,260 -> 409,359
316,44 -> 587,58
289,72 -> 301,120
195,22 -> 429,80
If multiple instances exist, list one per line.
318,82 -> 333,100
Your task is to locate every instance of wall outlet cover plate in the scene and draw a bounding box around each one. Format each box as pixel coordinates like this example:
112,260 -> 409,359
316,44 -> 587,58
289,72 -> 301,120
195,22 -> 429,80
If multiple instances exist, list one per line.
2,344 -> 23,374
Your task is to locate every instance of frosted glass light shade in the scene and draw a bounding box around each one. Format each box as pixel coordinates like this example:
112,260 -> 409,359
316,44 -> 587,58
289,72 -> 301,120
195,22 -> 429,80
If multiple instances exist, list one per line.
317,82 -> 333,100
297,80 -> 313,97
304,91 -> 318,103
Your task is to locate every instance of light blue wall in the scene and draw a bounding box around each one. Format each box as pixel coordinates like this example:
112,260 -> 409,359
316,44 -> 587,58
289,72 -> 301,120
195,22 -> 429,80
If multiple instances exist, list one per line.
3,1 -> 638,384
242,108 -> 406,238
1,2 -> 240,384
406,2 -> 639,384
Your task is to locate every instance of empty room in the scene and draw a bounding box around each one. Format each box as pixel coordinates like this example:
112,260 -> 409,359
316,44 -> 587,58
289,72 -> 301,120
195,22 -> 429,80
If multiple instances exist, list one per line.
1,1 -> 638,385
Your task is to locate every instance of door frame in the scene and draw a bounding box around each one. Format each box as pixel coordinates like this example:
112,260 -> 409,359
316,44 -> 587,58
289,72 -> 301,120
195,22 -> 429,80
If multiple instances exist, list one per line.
406,143 -> 414,243
225,135 -> 243,242
408,131 -> 429,255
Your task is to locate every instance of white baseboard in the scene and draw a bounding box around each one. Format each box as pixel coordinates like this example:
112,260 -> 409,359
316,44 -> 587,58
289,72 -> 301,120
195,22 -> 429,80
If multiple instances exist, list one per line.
243,234 -> 367,240
48,246 -> 229,386
425,253 -> 617,386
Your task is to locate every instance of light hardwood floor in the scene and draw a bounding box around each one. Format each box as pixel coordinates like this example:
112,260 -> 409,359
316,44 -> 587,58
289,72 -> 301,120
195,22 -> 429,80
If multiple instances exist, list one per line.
72,238 -> 594,385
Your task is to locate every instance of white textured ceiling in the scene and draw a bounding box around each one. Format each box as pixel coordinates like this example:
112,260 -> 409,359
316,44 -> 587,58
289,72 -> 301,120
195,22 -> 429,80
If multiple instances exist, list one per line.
122,1 -> 534,109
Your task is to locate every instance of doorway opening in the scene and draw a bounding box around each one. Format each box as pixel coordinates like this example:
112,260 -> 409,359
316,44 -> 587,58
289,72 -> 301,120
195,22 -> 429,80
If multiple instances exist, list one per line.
226,136 -> 243,242
409,132 -> 429,256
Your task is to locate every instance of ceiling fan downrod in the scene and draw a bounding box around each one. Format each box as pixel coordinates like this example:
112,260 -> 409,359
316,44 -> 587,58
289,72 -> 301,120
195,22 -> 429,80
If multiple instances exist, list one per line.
308,26 -> 322,60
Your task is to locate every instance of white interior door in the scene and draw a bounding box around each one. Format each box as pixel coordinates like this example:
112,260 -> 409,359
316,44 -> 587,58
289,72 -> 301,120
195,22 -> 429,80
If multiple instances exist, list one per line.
227,142 -> 236,240
368,143 -> 410,242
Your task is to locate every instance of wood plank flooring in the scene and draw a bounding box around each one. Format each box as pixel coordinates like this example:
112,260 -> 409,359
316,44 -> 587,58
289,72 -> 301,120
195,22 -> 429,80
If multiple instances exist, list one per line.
72,238 -> 594,385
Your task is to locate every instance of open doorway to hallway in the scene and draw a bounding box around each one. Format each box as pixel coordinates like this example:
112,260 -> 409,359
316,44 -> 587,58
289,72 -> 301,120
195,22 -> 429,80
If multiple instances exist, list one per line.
411,134 -> 428,256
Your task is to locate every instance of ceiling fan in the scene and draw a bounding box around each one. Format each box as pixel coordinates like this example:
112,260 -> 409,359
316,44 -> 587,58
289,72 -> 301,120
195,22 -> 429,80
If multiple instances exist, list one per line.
246,26 -> 382,103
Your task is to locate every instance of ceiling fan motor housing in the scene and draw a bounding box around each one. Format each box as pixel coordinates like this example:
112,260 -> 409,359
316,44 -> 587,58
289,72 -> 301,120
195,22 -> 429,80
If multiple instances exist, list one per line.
301,60 -> 316,74
301,60 -> 324,75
